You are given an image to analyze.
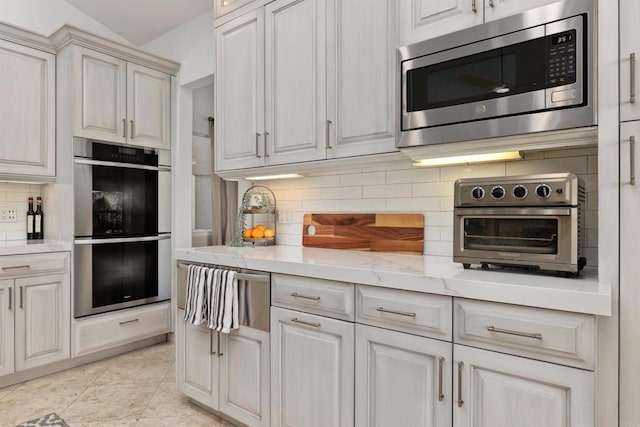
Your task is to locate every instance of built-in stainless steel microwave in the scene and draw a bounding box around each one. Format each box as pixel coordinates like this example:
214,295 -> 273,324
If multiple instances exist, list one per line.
397,0 -> 594,148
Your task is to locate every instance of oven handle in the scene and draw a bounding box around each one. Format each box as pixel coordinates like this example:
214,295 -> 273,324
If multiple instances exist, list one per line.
74,157 -> 171,172
74,235 -> 171,245
455,208 -> 572,216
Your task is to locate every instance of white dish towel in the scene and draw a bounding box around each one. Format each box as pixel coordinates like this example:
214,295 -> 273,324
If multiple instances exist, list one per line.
184,265 -> 239,333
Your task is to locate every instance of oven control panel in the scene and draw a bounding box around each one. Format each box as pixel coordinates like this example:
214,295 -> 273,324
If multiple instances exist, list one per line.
455,173 -> 583,207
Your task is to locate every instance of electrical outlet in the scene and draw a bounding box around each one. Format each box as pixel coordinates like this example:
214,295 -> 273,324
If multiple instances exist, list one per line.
277,209 -> 292,225
0,208 -> 17,223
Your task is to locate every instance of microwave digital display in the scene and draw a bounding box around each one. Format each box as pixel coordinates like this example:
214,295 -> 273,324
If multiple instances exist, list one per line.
552,31 -> 574,45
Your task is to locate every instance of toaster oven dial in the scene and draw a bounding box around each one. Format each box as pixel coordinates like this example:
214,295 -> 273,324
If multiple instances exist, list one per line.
513,185 -> 528,199
535,184 -> 552,199
491,186 -> 505,200
471,186 -> 485,200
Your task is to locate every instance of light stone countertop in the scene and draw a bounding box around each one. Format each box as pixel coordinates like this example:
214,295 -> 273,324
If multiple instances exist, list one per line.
174,245 -> 611,316
0,240 -> 72,256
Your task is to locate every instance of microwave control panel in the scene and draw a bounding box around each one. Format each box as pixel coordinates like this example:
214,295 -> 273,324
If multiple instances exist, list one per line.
546,30 -> 577,87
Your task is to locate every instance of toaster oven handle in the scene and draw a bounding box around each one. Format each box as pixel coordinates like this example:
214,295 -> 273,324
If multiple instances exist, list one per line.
631,135 -> 636,186
455,208 -> 572,216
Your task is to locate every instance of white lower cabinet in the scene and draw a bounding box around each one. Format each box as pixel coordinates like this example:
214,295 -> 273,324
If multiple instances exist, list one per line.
271,306 -> 354,427
176,309 -> 270,427
453,344 -> 594,427
0,272 -> 71,376
355,324 -> 452,427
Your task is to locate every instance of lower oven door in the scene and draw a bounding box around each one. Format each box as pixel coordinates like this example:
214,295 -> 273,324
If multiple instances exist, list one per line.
74,234 -> 171,318
454,208 -> 579,270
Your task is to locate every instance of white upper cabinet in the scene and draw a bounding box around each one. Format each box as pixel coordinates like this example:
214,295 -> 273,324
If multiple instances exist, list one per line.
215,0 -> 255,19
398,0 -> 564,46
215,8 -> 265,171
73,46 -> 171,150
0,39 -> 55,179
326,0 -> 397,158
621,0 -> 640,122
265,0 -> 327,165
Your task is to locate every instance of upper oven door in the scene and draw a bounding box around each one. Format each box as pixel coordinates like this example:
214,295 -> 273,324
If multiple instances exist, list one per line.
400,15 -> 584,132
74,159 -> 170,237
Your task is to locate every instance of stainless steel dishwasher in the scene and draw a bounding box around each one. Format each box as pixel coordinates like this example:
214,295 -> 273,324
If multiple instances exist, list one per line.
176,262 -> 270,332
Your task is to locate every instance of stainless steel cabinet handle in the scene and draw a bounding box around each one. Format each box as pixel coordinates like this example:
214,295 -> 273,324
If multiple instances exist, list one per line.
486,325 -> 542,340
376,307 -> 417,317
291,318 -> 321,328
489,0 -> 494,7
631,53 -> 636,104
457,362 -> 464,408
130,120 -> 134,138
264,131 -> 270,158
217,333 -> 223,357
119,318 -> 139,325
122,118 -> 126,138
210,331 -> 217,356
19,286 -> 23,309
255,133 -> 262,158
438,357 -> 444,402
8,287 -> 11,310
471,0 -> 477,13
291,292 -> 320,301
2,265 -> 30,271
631,136 -> 636,185
326,119 -> 332,149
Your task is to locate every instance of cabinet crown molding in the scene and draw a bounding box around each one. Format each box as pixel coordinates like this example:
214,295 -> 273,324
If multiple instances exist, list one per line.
50,25 -> 180,75
0,20 -> 56,53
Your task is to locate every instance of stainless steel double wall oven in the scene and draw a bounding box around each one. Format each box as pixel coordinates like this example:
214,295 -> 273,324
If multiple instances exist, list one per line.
74,138 -> 171,317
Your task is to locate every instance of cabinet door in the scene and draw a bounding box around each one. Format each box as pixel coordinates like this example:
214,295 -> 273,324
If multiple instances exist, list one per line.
214,0 -> 255,19
176,309 -> 219,410
0,40 -> 55,178
271,307 -> 354,427
126,63 -> 171,150
74,47 -> 127,143
396,0 -> 482,46
326,0 -> 397,159
454,344 -> 594,427
215,9 -> 265,171
265,0 -> 327,165
220,327 -> 270,427
355,324 -> 452,427
14,274 -> 70,371
0,280 -> 14,377
621,0 -> 640,121
484,0 -> 564,22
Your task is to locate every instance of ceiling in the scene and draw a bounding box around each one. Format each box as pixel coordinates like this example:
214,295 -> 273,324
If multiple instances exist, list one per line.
64,0 -> 213,46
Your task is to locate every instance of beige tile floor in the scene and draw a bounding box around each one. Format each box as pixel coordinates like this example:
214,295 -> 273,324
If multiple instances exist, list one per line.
0,341 -> 234,427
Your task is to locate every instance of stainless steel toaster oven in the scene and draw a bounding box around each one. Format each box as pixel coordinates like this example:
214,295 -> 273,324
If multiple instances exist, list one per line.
453,173 -> 586,275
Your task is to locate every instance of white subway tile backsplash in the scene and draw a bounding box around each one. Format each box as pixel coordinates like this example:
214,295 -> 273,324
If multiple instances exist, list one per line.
340,171 -> 386,186
506,156 -> 588,175
586,211 -> 598,229
439,162 -> 505,181
425,226 -> 441,241
412,182 -> 454,197
361,160 -> 412,173
363,184 -> 412,199
425,241 -> 453,257
386,168 -> 439,184
341,198 -> 386,211
302,175 -> 341,188
440,226 -> 454,242
0,183 -> 42,241
588,155 -> 598,174
385,197 -> 440,212
302,199 -> 342,212
425,211 -> 454,227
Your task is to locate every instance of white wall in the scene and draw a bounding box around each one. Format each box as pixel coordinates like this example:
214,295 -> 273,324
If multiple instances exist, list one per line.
0,0 -> 132,44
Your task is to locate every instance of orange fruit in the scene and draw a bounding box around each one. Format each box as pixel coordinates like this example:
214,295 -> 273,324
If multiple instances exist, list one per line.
263,228 -> 275,238
243,228 -> 253,238
251,228 -> 265,238
254,224 -> 266,231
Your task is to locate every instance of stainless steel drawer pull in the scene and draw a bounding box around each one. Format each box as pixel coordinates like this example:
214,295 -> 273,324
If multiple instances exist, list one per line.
119,318 -> 140,326
631,135 -> 636,185
130,120 -> 134,138
631,52 -> 636,104
376,307 -> 417,317
326,119 -> 332,149
488,0 -> 494,6
437,357 -> 444,402
291,318 -> 321,328
217,333 -> 223,357
210,331 -> 217,356
256,133 -> 262,158
457,362 -> 464,407
264,132 -> 270,158
291,292 -> 320,301
19,286 -> 23,309
8,287 -> 11,310
122,118 -> 126,138
471,0 -> 477,13
487,326 -> 543,340
2,265 -> 31,271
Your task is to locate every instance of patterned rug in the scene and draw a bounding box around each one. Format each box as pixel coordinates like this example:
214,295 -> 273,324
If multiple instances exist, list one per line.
16,413 -> 69,427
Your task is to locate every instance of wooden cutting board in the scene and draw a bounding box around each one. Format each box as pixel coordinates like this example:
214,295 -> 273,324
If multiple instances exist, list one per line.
302,213 -> 424,254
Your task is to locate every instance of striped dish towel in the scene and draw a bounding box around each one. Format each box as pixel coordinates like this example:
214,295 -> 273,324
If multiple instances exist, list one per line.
207,269 -> 239,333
184,264 -> 208,325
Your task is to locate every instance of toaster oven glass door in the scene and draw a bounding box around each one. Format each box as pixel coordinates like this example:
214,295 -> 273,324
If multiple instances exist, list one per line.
463,218 -> 558,254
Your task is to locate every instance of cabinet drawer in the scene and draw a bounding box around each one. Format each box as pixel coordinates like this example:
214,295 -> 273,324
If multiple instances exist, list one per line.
271,274 -> 354,321
356,285 -> 452,341
0,252 -> 69,278
454,299 -> 596,370
73,302 -> 170,356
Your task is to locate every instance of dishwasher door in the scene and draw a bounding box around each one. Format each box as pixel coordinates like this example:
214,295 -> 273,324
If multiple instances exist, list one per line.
176,263 -> 271,332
